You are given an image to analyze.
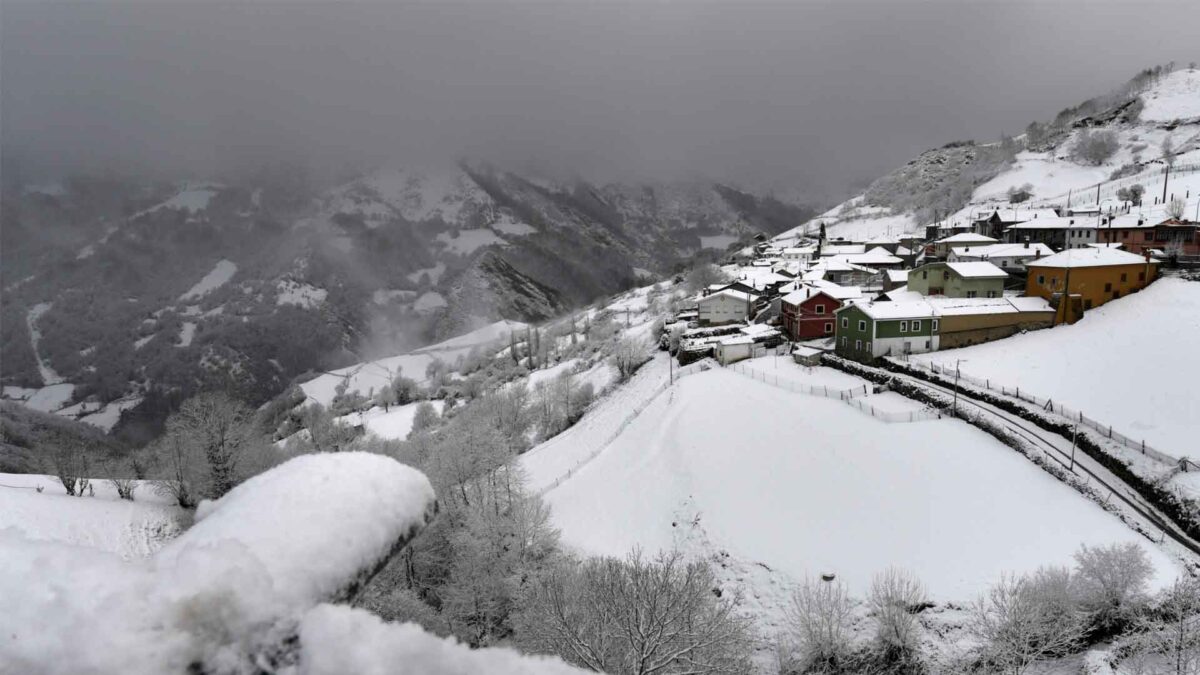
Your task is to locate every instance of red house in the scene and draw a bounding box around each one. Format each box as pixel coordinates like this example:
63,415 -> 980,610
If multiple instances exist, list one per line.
780,285 -> 862,341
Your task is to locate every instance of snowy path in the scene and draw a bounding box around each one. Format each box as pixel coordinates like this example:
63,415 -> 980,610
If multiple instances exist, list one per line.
26,302 -> 63,385
882,365 -> 1200,563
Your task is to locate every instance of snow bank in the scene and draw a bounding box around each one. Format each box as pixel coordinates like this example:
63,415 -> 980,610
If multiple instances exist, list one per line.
912,278 -> 1200,452
539,369 -> 1178,600
291,604 -> 584,675
0,453 -> 441,674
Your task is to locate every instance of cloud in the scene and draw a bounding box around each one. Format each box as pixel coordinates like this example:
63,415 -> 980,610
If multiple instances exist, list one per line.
3,0 -> 1196,197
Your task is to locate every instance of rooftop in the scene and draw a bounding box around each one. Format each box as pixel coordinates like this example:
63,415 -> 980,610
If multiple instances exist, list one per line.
950,242 -> 1055,259
1026,247 -> 1157,269
935,232 -> 998,244
945,261 -> 1008,279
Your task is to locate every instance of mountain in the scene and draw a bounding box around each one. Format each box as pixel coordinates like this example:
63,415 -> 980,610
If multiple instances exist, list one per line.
0,162 -> 818,440
774,64 -> 1200,243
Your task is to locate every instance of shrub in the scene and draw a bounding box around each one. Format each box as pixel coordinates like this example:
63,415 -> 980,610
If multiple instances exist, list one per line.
783,577 -> 855,672
970,569 -> 1085,675
868,568 -> 926,666
1074,542 -> 1153,637
1072,130 -> 1119,166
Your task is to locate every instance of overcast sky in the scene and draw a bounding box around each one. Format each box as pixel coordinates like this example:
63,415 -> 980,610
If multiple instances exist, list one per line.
2,0 -> 1196,199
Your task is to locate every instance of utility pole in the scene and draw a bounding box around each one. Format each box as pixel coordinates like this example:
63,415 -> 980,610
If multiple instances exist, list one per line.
1162,163 -> 1170,205
953,359 -> 962,417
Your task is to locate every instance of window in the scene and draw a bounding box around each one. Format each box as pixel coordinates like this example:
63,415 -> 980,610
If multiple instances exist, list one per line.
815,304 -> 825,315
925,340 -> 931,349
866,342 -> 871,352
943,271 -> 950,280
986,290 -> 997,298
1138,272 -> 1145,281
824,322 -> 833,334
841,337 -> 847,347
922,270 -> 928,279
966,290 -> 977,298
1104,282 -> 1112,292
931,319 -> 939,332
855,339 -> 862,350
912,320 -> 922,331
1144,232 -> 1153,241
858,320 -> 866,331
841,317 -> 848,329
1120,273 -> 1127,282
1037,274 -> 1045,285
899,320 -> 908,332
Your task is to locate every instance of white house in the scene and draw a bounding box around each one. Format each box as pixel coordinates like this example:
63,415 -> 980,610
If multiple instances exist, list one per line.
697,289 -> 756,326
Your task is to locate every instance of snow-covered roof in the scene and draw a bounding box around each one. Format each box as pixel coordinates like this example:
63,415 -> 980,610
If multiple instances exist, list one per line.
1026,247 -> 1157,269
781,282 -> 862,306
935,232 -> 998,244
886,269 -> 909,283
950,242 -> 1055,259
792,345 -> 824,357
1005,216 -> 1098,231
850,296 -> 1053,320
975,207 -> 1059,223
945,262 -> 1008,279
894,245 -> 914,256
1087,242 -> 1125,249
718,336 -> 754,346
700,288 -> 757,303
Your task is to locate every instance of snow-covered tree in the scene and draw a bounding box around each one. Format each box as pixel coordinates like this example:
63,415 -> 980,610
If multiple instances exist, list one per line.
783,576 -> 854,672
1074,542 -> 1153,635
970,567 -> 1085,675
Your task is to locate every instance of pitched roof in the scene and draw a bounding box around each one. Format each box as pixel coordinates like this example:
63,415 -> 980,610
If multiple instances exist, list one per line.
1025,247 -> 1157,269
849,296 -> 1053,320
945,261 -> 1008,279
885,269 -> 909,283
950,242 -> 1055,259
935,232 -> 998,244
1006,216 -> 1098,230
700,288 -> 757,303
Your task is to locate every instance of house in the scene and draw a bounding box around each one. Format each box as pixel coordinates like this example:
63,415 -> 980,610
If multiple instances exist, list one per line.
714,325 -> 784,365
833,297 -> 1055,362
820,243 -> 867,257
803,258 -> 878,286
780,246 -> 817,262
792,345 -> 824,367
1025,248 -> 1159,323
949,241 -> 1055,271
906,261 -> 1007,298
970,207 -> 1060,239
1095,216 -> 1200,256
882,269 -> 909,291
863,235 -> 902,254
932,232 -> 998,258
840,247 -> 904,270
779,284 -> 863,341
697,289 -> 757,326
1004,215 -> 1101,249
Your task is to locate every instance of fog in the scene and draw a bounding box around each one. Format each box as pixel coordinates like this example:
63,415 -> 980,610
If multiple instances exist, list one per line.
3,0 -> 1196,198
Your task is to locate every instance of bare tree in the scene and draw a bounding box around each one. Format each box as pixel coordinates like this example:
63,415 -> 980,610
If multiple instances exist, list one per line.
152,429 -> 201,508
1072,130 -> 1119,166
167,391 -> 252,499
1167,196 -> 1187,220
868,568 -> 926,665
516,549 -> 754,674
1120,576 -> 1200,675
685,263 -> 730,294
783,577 -> 855,672
970,568 -> 1085,675
1162,135 -> 1177,168
1074,542 -> 1153,635
611,336 -> 651,383
43,433 -> 90,497
105,459 -> 137,500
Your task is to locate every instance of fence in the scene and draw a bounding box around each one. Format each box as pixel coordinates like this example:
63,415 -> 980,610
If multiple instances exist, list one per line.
1035,163 -> 1200,208
726,361 -> 944,424
532,358 -> 714,496
892,356 -> 1189,467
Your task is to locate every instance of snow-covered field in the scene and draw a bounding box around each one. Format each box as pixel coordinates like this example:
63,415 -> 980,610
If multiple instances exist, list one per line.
0,473 -> 185,559
912,278 -> 1200,454
300,319 -> 528,407
536,368 -> 1178,601
338,400 -> 446,441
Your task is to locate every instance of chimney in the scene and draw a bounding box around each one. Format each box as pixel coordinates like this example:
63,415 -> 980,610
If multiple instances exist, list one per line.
1024,237 -> 1030,249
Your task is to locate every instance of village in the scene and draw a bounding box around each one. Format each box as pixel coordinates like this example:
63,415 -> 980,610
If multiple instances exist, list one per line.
667,203 -> 1199,367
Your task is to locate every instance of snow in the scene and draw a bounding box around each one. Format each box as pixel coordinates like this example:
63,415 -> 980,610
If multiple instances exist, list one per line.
179,259 -> 237,300
1140,68 -> 1200,122
1026,246 -> 1155,268
0,473 -> 184,560
134,333 -> 156,349
292,604 -> 584,675
347,400 -> 445,440
132,182 -> 221,219
536,369 -> 1178,601
972,151 -> 1111,203
699,234 -> 739,249
0,454 -> 446,675
407,262 -> 446,284
491,212 -> 537,236
277,280 -> 328,308
79,396 -> 144,431
413,291 -> 448,312
911,278 -> 1200,453
437,227 -> 505,254
177,322 -> 197,347
372,288 -> 417,305
24,383 -> 76,413
27,302 -> 63,385
301,320 -> 526,407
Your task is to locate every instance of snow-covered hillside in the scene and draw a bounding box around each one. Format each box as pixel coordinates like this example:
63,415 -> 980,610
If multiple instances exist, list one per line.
529,367 -> 1179,602
912,277 -> 1200,453
776,65 -> 1200,243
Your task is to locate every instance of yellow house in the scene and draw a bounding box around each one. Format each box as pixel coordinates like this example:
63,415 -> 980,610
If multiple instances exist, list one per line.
1025,248 -> 1158,324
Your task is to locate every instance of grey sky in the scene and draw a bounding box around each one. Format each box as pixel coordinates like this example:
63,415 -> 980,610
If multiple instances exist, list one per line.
2,0 -> 1196,198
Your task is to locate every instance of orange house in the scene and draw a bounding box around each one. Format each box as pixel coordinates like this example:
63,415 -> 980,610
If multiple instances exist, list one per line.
1025,248 -> 1158,324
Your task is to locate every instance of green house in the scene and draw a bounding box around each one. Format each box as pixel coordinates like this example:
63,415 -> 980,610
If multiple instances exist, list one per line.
833,302 -> 938,362
907,262 -> 1007,298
